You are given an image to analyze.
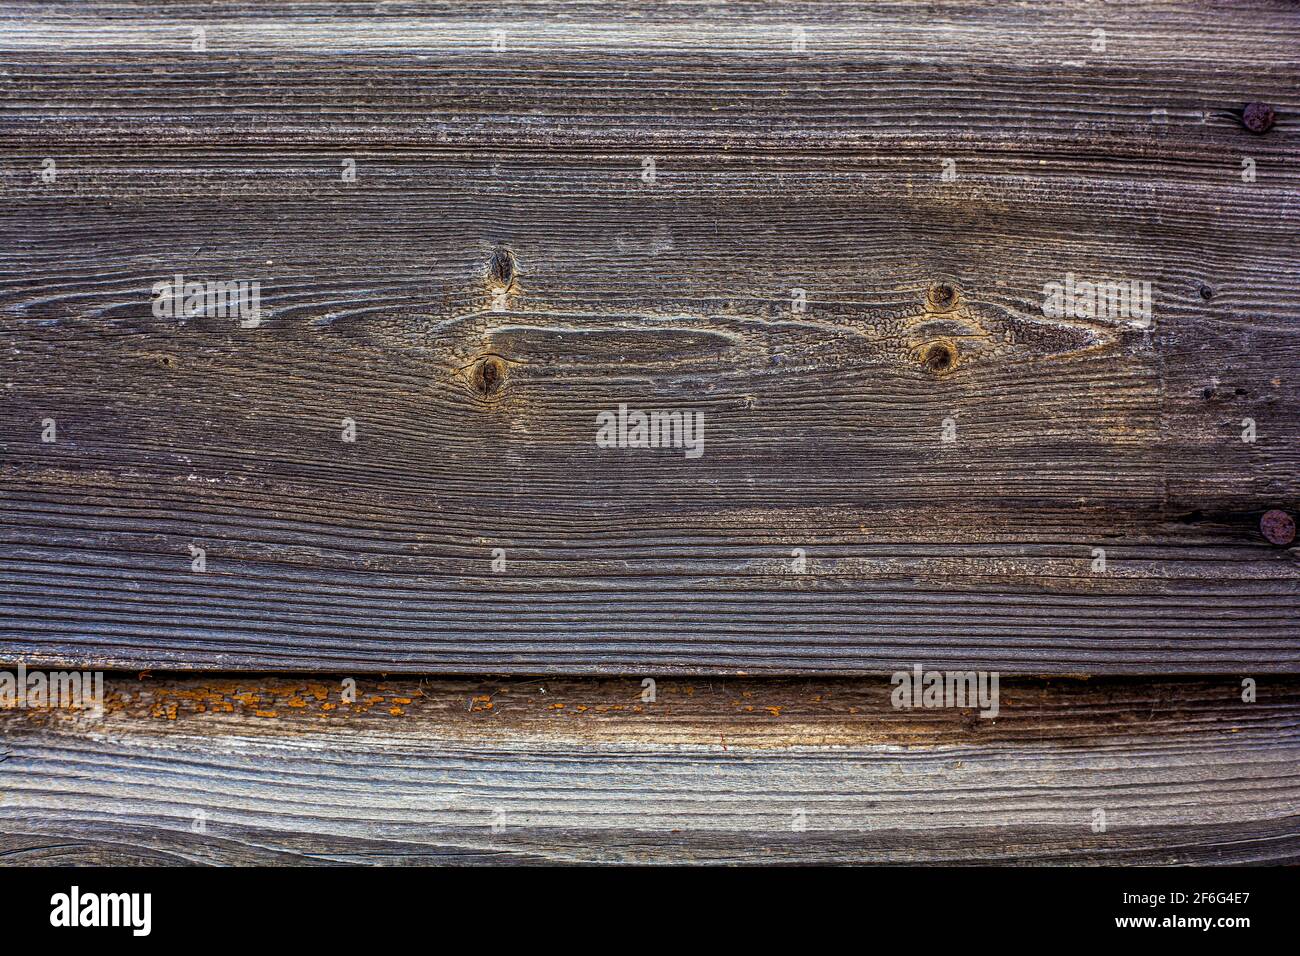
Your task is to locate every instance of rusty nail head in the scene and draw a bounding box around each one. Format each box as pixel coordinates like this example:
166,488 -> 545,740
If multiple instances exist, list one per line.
1242,102 -> 1275,134
1260,509 -> 1295,546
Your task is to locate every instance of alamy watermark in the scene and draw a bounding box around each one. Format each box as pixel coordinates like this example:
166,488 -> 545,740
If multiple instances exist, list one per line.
595,403 -> 704,459
891,664 -> 999,718
151,273 -> 262,327
1042,273 -> 1152,328
0,663 -> 104,718
50,886 -> 151,936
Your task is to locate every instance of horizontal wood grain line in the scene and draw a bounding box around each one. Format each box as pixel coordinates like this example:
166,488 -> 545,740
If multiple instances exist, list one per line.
3,557 -> 1297,673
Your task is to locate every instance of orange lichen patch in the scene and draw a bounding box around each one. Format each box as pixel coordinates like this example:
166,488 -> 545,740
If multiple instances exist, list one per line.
148,702 -> 180,720
388,707 -> 404,716
575,705 -> 588,713
286,697 -> 307,708
393,697 -> 413,705
766,707 -> 783,717
106,684 -> 237,721
321,702 -> 336,711
550,703 -> 565,709
253,710 -> 278,719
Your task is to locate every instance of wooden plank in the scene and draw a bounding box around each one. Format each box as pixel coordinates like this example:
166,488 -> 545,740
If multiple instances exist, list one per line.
1,2 -> 1298,673
2,2 -> 1297,152
3,152 -> 1297,672
2,675 -> 1296,864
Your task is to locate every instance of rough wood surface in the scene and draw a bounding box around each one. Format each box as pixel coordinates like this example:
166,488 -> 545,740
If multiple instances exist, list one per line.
1,1 -> 1298,673
1,675 -> 1296,864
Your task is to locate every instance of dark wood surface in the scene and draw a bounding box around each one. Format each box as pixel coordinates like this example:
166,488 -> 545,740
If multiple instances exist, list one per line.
2,675 -> 1297,864
3,1 -> 1299,869
1,2 -> 1298,673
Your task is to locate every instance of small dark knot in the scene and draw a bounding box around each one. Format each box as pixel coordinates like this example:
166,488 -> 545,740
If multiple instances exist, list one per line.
919,340 -> 958,375
927,282 -> 959,311
486,246 -> 516,291
472,356 -> 506,397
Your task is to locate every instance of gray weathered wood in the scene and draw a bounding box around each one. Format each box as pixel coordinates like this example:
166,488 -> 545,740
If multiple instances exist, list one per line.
2,675 -> 1297,864
5,671 -> 1294,868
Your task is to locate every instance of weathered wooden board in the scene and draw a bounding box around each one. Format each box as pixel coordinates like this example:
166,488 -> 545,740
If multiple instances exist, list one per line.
1,1 -> 1298,673
2,1 -> 1297,152
1,675 -> 1296,864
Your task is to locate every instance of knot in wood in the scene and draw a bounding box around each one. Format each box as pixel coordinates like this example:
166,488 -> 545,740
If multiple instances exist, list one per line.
486,246 -> 517,292
471,355 -> 507,398
919,339 -> 958,375
927,282 -> 959,312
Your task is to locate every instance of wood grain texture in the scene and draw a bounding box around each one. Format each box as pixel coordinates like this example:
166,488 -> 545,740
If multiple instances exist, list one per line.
3,1 -> 1298,151
1,1 -> 1298,673
1,675 -> 1297,864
